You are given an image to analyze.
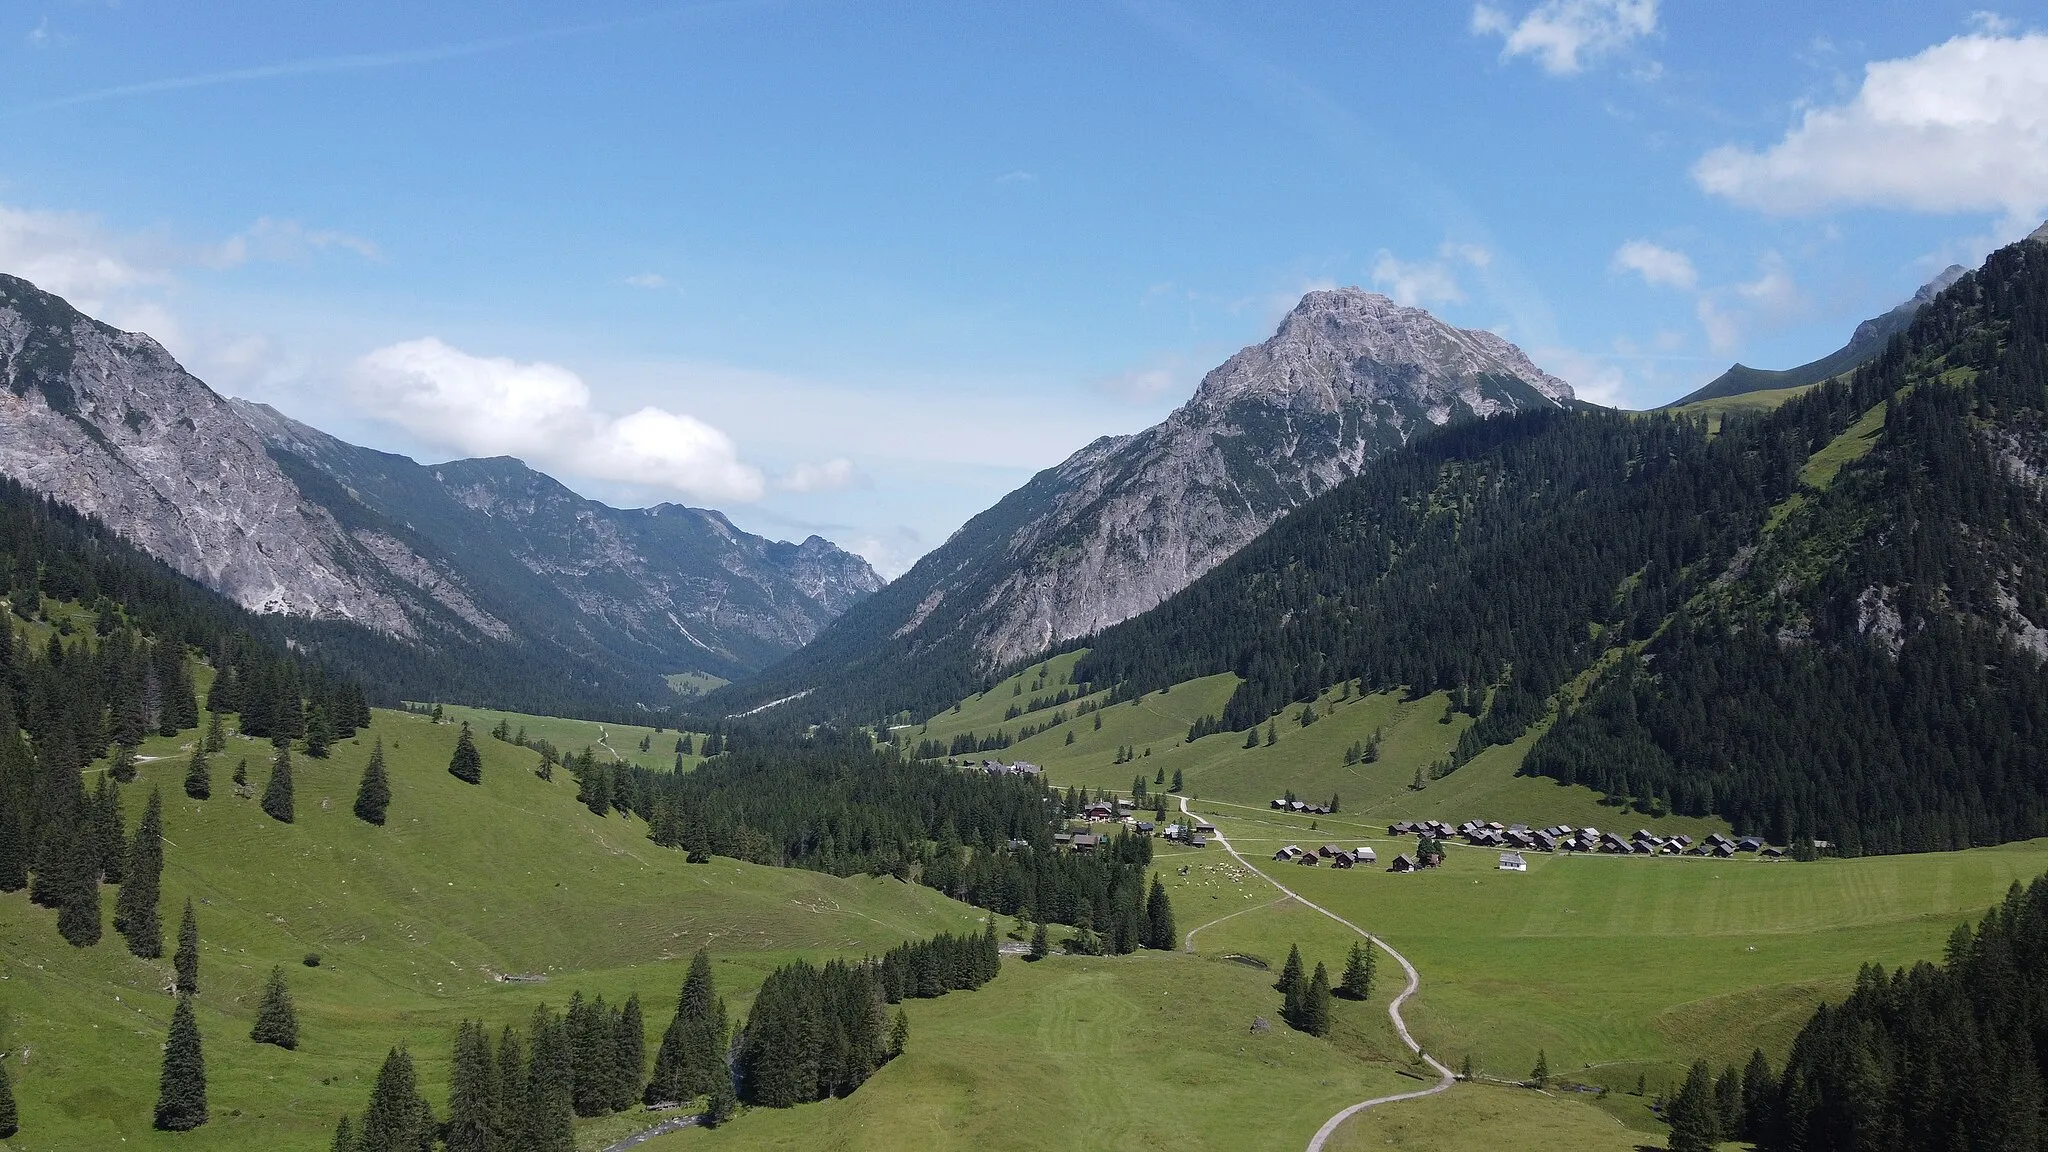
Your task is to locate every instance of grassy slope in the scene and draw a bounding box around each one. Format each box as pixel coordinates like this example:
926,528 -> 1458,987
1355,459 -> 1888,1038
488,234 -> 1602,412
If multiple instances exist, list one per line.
1670,383 -> 1816,424
0,708 -> 980,1152
924,657 -> 1729,841
645,950 -> 1422,1152
1170,808 -> 2048,1142
430,703 -> 705,772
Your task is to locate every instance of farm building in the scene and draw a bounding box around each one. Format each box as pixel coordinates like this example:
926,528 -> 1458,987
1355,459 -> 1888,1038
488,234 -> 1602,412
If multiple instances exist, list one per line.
1389,854 -> 1418,873
1499,852 -> 1527,872
1352,847 -> 1377,864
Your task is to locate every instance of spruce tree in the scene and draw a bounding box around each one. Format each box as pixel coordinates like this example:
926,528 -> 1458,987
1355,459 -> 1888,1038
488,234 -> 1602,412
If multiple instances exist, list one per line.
1530,1049 -> 1549,1088
183,745 -> 211,800
446,1020 -> 494,1152
359,1047 -> 430,1152
0,802 -> 24,893
53,815 -> 102,947
613,993 -> 646,1111
329,1115 -> 353,1152
260,744 -> 295,824
250,966 -> 299,1049
1340,940 -> 1375,1001
174,898 -> 199,994
203,711 -> 226,754
889,1008 -> 909,1059
232,759 -> 248,789
1029,922 -> 1049,960
1145,875 -> 1176,950
1303,963 -> 1333,1036
1667,1060 -> 1719,1152
1739,1049 -> 1775,1141
704,1069 -> 739,1127
1170,767 -> 1183,793
0,1055 -> 16,1139
115,787 -> 164,958
153,993 -> 208,1131
303,701 -> 333,759
1282,971 -> 1305,1030
525,1006 -> 576,1152
354,739 -> 391,825
494,1026 -> 525,1147
1278,944 -> 1304,998
449,722 -> 483,785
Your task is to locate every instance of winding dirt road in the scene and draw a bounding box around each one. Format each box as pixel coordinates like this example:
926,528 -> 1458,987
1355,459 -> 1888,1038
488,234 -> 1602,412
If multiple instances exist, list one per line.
1176,797 -> 1457,1152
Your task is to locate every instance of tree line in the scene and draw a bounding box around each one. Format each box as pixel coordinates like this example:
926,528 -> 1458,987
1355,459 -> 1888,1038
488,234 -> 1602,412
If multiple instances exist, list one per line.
1673,872 -> 2048,1152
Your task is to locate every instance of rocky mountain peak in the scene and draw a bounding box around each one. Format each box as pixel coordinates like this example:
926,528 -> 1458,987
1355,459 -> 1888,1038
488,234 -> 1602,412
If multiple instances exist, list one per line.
1187,286 -> 1571,419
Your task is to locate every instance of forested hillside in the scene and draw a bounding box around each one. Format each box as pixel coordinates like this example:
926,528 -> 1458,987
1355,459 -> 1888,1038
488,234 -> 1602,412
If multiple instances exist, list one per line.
1071,229 -> 2048,854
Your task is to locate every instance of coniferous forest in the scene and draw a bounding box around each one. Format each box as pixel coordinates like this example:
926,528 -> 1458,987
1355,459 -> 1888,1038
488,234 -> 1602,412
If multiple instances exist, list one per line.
1676,872 -> 2048,1152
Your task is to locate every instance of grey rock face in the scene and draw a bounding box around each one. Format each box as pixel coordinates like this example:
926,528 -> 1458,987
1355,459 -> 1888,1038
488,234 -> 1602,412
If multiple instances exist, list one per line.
0,273 -> 446,636
736,287 -> 1573,719
0,273 -> 882,683
962,288 -> 1572,667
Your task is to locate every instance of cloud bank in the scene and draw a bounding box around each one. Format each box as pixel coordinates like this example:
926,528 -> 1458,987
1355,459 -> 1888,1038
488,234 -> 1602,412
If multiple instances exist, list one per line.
354,338 -> 768,502
1471,0 -> 1658,75
1695,31 -> 2048,228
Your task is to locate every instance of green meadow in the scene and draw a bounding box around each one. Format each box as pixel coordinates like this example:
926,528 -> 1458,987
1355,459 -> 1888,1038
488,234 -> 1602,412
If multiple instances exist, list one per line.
0,708 -> 978,1151
428,703 -> 705,772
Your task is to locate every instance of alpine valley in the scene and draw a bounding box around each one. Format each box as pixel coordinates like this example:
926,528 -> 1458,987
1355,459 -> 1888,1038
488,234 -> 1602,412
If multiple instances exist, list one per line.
4,219 -> 2048,1152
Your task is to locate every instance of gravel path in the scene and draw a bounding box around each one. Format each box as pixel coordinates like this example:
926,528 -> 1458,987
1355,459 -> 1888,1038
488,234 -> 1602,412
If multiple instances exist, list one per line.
1176,797 -> 1457,1152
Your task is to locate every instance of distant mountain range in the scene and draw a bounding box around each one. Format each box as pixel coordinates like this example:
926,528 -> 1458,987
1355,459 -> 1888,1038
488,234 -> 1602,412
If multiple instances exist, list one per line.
0,273 -> 880,711
709,287 -> 1576,722
1667,263 -> 1967,408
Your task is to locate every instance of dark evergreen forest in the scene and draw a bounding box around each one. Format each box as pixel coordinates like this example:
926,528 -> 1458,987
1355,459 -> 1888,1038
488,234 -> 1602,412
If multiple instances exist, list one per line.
1689,874 -> 2048,1152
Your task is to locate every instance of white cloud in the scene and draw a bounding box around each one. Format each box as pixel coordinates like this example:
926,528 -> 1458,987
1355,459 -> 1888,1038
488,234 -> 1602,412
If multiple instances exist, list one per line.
1471,0 -> 1658,75
1370,242 -> 1491,308
26,18 -> 50,48
1531,345 -> 1630,407
212,217 -> 382,266
623,272 -> 668,289
1611,239 -> 1697,290
995,170 -> 1036,184
1694,32 -> 2048,227
778,457 -> 862,493
353,338 -> 766,502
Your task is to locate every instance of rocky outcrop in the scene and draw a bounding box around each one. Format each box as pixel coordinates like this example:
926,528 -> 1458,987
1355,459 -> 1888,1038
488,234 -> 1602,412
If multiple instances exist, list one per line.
719,287 -> 1573,718
0,272 -> 882,687
0,273 -> 455,636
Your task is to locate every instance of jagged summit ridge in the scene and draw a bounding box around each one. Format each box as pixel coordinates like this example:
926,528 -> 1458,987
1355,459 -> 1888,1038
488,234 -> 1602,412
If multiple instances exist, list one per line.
1190,288 -> 1571,414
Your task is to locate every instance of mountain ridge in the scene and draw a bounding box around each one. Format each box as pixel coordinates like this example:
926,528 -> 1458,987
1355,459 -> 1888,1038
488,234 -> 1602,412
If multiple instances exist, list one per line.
0,271 -> 881,710
709,287 -> 1575,723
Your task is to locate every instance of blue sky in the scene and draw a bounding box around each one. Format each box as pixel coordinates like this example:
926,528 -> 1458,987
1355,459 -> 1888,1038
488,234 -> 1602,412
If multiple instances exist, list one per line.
5,1 -> 2046,574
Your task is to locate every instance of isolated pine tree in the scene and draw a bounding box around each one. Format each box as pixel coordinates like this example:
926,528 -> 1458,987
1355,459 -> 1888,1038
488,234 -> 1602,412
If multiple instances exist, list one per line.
1339,940 -> 1375,1001
1029,922 -> 1049,960
445,1020 -> 494,1152
183,745 -> 211,800
1278,944 -> 1304,998
355,739 -> 391,825
1530,1049 -> 1549,1088
153,993 -> 208,1131
203,711 -> 226,754
232,759 -> 248,789
260,744 -> 295,824
115,787 -> 165,958
174,898 -> 200,994
0,1055 -> 17,1138
1264,720 -> 1277,746
449,722 -> 483,785
250,967 -> 299,1049
1303,963 -> 1333,1036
